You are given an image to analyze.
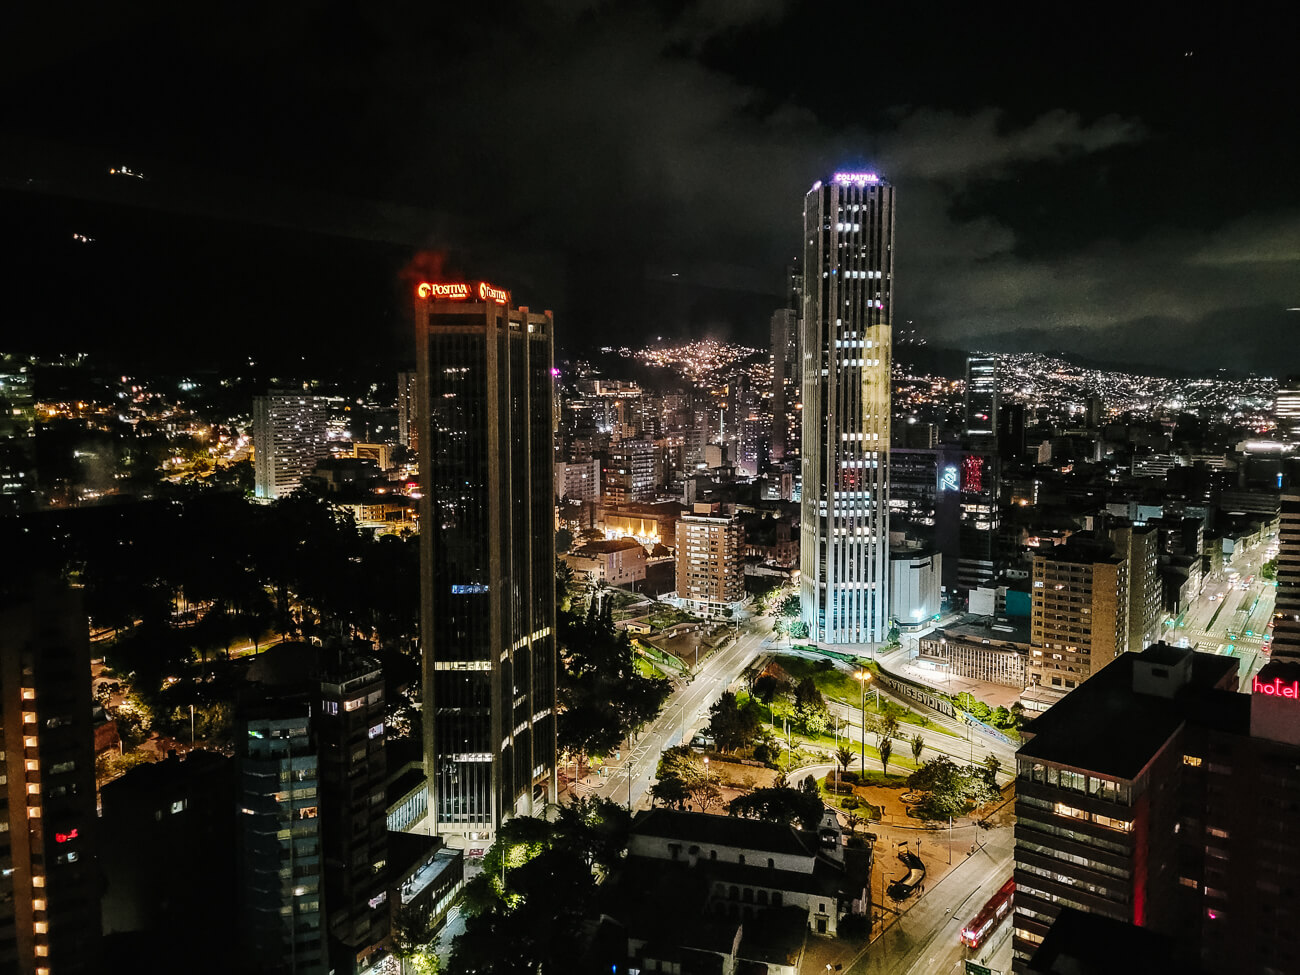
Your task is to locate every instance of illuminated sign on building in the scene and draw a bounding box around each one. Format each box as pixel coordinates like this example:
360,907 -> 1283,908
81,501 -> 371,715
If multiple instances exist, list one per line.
1253,675 -> 1300,698
478,282 -> 508,305
416,282 -> 471,300
962,455 -> 986,494
833,172 -> 880,187
416,281 -> 510,304
55,829 -> 79,843
939,465 -> 960,492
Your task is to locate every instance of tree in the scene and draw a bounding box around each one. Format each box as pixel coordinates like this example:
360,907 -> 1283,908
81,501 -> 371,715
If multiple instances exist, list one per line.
907,755 -> 1000,821
798,703 -> 829,737
706,691 -> 761,752
727,786 -> 823,829
789,620 -> 809,640
800,775 -> 819,797
911,734 -> 925,764
878,737 -> 893,776
650,775 -> 691,810
690,780 -> 723,813
753,673 -> 789,705
835,744 -> 854,776
557,606 -> 670,763
982,754 -> 1003,786
878,711 -> 900,743
776,593 -> 801,619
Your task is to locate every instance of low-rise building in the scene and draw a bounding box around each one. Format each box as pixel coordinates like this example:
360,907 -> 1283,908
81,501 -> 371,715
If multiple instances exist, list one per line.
609,809 -> 866,974
564,537 -> 647,587
918,616 -> 1031,689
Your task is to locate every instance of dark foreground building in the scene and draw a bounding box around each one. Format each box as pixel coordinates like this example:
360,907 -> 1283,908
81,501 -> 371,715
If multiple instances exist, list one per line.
414,279 -> 557,848
0,583 -> 101,975
1013,645 -> 1300,974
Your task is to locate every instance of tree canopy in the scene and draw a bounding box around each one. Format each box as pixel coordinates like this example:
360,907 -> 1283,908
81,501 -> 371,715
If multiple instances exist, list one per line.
556,599 -> 671,761
727,786 -> 824,830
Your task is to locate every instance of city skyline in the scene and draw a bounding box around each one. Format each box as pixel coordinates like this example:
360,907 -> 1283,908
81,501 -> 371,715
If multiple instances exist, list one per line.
4,5 -> 1300,974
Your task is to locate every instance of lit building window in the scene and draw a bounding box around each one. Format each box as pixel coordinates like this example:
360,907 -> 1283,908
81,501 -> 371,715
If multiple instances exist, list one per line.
22,689 -> 35,700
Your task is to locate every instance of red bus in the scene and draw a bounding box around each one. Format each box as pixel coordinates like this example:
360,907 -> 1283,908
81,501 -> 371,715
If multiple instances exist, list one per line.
960,878 -> 1015,949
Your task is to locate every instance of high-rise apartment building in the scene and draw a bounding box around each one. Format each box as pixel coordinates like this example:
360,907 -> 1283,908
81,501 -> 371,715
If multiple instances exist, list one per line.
1111,523 -> 1162,654
0,583 -> 101,975
237,645 -> 390,975
604,439 -> 656,503
1012,645 -> 1298,975
799,171 -> 894,644
1026,533 -> 1128,710
414,279 -> 556,848
770,308 -> 799,462
317,654 -> 388,975
675,503 -> 746,618
0,354 -> 37,513
964,355 -> 999,439
237,696 -> 324,974
1274,377 -> 1300,440
396,370 -> 418,452
253,390 -> 330,500
1271,493 -> 1300,665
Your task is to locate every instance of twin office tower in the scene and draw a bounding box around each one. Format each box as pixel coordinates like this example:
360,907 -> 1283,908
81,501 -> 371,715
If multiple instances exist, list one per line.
412,172 -> 894,845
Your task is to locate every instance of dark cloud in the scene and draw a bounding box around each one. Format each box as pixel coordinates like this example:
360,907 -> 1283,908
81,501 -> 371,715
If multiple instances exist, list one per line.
2,1 -> 1298,371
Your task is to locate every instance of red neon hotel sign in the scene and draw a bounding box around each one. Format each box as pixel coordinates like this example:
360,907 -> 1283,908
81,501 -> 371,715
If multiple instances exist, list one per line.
416,281 -> 509,305
1253,675 -> 1300,698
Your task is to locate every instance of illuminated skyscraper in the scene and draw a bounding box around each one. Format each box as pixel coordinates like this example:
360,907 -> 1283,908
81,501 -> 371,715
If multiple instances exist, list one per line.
770,308 -> 799,461
800,172 -> 894,644
1275,376 -> 1300,440
396,370 -> 418,451
0,354 -> 37,513
252,390 -> 329,500
414,280 -> 556,848
963,355 -> 999,439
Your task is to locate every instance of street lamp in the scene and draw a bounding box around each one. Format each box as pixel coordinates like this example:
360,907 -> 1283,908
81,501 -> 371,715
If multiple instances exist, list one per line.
703,756 -> 709,786
854,671 -> 871,774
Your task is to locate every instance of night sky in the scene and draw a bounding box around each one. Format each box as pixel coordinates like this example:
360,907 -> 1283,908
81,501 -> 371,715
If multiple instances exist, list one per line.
3,2 -> 1298,372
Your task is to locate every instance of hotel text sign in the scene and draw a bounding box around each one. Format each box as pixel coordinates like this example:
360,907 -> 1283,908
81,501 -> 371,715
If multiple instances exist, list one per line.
1253,675 -> 1300,699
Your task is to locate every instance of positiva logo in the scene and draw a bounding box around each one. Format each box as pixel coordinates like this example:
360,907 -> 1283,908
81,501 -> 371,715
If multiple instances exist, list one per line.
416,282 -> 471,300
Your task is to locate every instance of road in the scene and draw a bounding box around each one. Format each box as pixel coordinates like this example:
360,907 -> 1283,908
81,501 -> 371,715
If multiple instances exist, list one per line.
581,619 -> 773,809
1168,532 -> 1277,684
846,822 -> 1015,975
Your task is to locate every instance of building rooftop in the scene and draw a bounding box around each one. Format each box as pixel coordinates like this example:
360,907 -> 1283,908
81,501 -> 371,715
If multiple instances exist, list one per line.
577,537 -> 646,555
1019,645 -> 1240,780
630,809 -> 818,858
1026,907 -> 1211,974
937,615 -> 1031,646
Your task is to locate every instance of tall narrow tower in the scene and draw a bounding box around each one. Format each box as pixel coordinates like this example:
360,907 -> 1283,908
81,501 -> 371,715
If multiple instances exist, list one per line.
800,172 -> 895,644
414,280 -> 557,848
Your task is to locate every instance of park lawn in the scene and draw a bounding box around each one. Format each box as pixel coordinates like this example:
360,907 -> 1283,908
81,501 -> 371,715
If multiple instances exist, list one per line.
736,691 -> 922,776
633,656 -> 670,680
771,654 -> 931,729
